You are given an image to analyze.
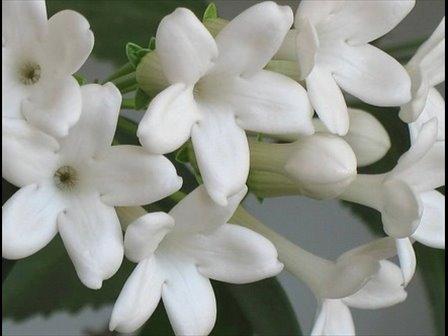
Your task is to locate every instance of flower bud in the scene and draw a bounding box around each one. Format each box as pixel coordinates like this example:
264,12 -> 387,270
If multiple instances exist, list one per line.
136,51 -> 170,97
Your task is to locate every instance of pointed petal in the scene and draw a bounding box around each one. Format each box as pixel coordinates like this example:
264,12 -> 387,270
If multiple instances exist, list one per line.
109,256 -> 164,333
228,70 -> 314,136
137,83 -> 200,154
191,108 -> 249,205
88,145 -> 182,206
333,43 -> 411,106
311,300 -> 355,336
22,76 -> 82,138
325,1 -> 415,45
2,0 -> 47,48
41,10 -> 94,76
2,119 -> 58,187
306,66 -> 348,135
212,2 -> 293,77
2,182 -> 64,259
156,8 -> 217,85
382,179 -> 422,238
343,260 -> 407,309
58,83 -> 121,161
395,238 -> 416,286
57,193 -> 124,289
161,254 -> 216,336
169,185 -> 247,235
412,191 -> 445,248
124,212 -> 174,263
186,224 -> 283,284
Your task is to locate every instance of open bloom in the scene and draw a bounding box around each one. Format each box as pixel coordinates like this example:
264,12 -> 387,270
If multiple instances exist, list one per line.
276,0 -> 414,135
311,242 -> 407,336
137,2 -> 314,206
2,83 -> 182,289
2,0 -> 94,138
400,17 -> 445,124
109,185 -> 282,335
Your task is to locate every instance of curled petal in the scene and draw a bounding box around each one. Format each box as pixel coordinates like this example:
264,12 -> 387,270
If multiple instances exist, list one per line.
412,191 -> 445,248
295,17 -> 319,79
110,256 -> 164,333
58,194 -> 123,289
2,182 -> 64,259
161,254 -> 217,336
186,224 -> 283,284
88,145 -> 182,206
191,108 -> 249,206
213,1 -> 293,77
156,8 -> 217,85
228,70 -> 314,136
395,238 -> 416,286
137,83 -> 200,154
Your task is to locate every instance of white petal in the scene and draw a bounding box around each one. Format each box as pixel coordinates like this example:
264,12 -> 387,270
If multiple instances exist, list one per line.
295,17 -> 319,79
324,1 -> 415,45
22,76 -> 82,138
191,107 -> 249,206
311,300 -> 355,336
409,88 -> 445,142
295,1 -> 342,27
169,185 -> 247,236
381,179 -> 422,238
332,43 -> 411,106
186,223 -> 283,284
57,193 -> 124,289
2,0 -> 47,48
109,256 -> 164,333
2,119 -> 58,187
399,65 -> 430,123
156,8 -> 217,85
137,83 -> 200,154
306,66 -> 348,135
161,253 -> 216,336
88,145 -> 182,206
343,260 -> 407,309
58,83 -> 121,161
343,108 -> 391,167
412,191 -> 445,248
124,212 -> 174,263
338,237 -> 397,262
2,182 -> 64,259
228,70 -> 314,136
41,10 -> 94,76
395,238 -> 416,287
212,2 -> 293,77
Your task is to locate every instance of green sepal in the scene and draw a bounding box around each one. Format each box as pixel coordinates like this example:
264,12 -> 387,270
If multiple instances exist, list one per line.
175,145 -> 190,164
126,42 -> 151,69
134,88 -> 151,110
73,73 -> 86,85
203,2 -> 218,21
148,36 -> 156,50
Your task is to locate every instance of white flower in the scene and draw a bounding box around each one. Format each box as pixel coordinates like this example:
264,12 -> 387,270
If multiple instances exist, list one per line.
312,260 -> 406,336
2,0 -> 94,137
341,119 -> 445,283
276,0 -> 414,135
2,83 -> 182,289
313,108 -> 391,167
137,2 -> 314,206
109,185 -> 282,335
400,17 -> 445,123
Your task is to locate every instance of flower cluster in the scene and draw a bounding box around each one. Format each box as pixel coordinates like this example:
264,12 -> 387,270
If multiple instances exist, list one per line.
2,0 -> 445,335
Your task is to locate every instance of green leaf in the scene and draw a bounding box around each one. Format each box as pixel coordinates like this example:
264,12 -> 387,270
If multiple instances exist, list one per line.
2,235 -> 134,321
134,88 -> 151,110
126,42 -> 151,69
137,278 -> 302,336
203,2 -> 218,22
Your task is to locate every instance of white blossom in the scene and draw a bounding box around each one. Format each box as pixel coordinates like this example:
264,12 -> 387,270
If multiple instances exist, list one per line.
2,0 -> 94,137
2,83 -> 182,289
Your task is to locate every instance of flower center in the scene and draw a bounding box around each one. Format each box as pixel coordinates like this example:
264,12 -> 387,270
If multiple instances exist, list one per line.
54,166 -> 78,191
19,62 -> 41,85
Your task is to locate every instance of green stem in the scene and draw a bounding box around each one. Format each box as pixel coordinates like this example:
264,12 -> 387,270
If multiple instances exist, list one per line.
102,62 -> 135,84
120,84 -> 138,94
170,191 -> 187,203
110,72 -> 137,91
121,98 -> 135,110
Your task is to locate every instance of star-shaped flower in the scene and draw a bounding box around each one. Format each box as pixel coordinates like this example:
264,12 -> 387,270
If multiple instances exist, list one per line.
2,83 -> 182,289
137,2 -> 314,206
2,0 -> 94,137
109,185 -> 283,335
